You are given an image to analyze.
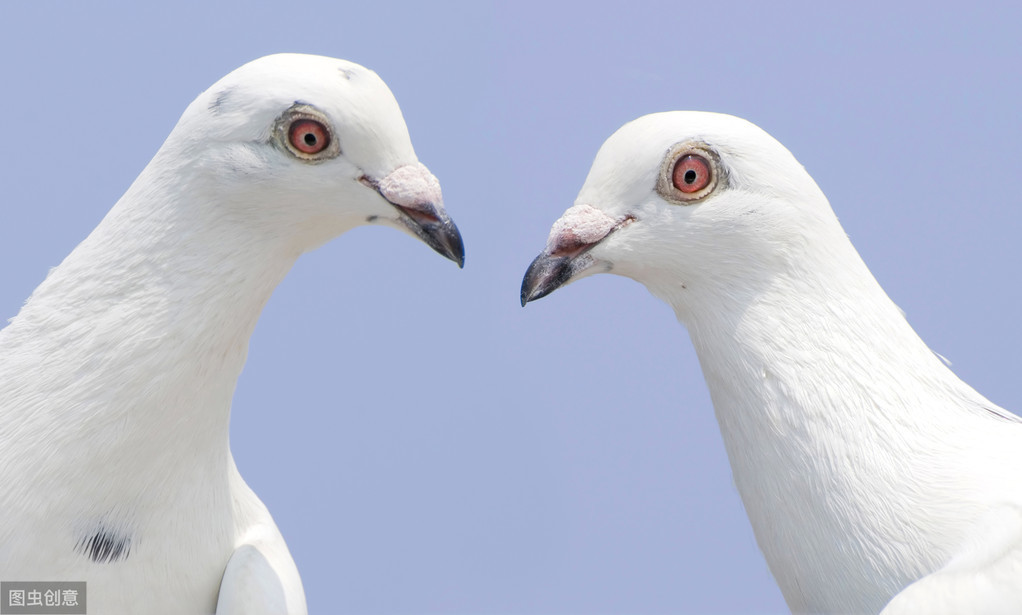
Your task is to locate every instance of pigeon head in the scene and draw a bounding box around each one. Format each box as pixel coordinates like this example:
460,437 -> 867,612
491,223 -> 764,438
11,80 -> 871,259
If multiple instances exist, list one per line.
159,53 -> 463,266
521,111 -> 846,314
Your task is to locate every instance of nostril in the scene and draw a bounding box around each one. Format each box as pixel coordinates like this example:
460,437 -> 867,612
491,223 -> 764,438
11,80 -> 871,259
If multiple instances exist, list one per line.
549,232 -> 591,258
549,214 -> 635,258
395,204 -> 441,225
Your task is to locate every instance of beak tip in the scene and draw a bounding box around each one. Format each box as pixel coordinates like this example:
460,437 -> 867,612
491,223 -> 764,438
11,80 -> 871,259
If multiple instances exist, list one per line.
520,252 -> 566,307
395,204 -> 465,269
446,225 -> 466,269
439,243 -> 465,269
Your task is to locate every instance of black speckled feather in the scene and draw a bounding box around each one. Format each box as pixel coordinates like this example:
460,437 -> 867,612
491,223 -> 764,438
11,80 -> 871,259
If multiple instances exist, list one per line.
76,529 -> 131,563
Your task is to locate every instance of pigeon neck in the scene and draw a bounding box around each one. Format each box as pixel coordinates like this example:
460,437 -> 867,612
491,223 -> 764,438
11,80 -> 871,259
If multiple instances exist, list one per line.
0,157 -> 307,477
678,249 -> 980,610
687,262 -> 947,452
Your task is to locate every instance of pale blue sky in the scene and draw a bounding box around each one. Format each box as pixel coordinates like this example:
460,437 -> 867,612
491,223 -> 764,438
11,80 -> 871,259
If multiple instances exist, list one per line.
1,2 -> 1020,613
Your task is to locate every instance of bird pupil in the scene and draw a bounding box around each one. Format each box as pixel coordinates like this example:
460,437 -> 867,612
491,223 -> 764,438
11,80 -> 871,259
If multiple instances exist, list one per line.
684,169 -> 697,184
304,133 -> 317,146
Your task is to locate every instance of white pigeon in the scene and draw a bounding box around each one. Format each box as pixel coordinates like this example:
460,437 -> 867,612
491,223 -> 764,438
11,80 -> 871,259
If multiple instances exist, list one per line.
521,111 -> 1022,614
0,53 -> 463,615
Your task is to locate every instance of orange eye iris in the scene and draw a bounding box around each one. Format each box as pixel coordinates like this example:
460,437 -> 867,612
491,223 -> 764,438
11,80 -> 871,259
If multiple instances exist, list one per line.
288,119 -> 330,155
672,154 -> 711,193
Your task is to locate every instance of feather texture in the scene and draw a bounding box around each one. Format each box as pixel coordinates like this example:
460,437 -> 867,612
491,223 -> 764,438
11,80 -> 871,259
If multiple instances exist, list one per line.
523,111 -> 1022,613
0,53 -> 461,614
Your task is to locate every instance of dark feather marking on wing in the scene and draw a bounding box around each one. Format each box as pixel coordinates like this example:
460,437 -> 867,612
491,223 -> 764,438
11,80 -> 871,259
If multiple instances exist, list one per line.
76,528 -> 131,563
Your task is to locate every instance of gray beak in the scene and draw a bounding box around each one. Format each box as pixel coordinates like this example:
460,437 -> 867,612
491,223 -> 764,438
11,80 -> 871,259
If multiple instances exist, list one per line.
520,250 -> 594,306
521,206 -> 633,306
363,163 -> 464,268
390,202 -> 465,268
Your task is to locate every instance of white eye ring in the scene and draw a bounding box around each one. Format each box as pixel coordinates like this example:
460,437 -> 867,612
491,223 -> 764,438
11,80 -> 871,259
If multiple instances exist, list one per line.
274,104 -> 341,162
656,141 -> 721,204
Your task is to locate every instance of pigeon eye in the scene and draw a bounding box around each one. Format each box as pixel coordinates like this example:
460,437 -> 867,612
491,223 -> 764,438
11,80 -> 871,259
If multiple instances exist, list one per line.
657,142 -> 720,204
288,119 -> 330,155
275,105 -> 340,161
672,154 -> 711,193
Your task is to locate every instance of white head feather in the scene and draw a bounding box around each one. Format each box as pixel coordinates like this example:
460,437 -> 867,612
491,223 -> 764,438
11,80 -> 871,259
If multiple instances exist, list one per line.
0,53 -> 462,614
523,111 -> 1022,613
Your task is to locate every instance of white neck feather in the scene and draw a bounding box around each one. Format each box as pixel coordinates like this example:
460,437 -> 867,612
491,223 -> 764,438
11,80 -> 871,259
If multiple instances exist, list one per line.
657,237 -> 1007,611
0,152 -> 307,502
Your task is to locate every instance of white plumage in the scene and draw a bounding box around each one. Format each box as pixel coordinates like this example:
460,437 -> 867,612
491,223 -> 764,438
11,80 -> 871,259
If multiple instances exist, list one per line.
0,53 -> 463,614
522,111 -> 1022,613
